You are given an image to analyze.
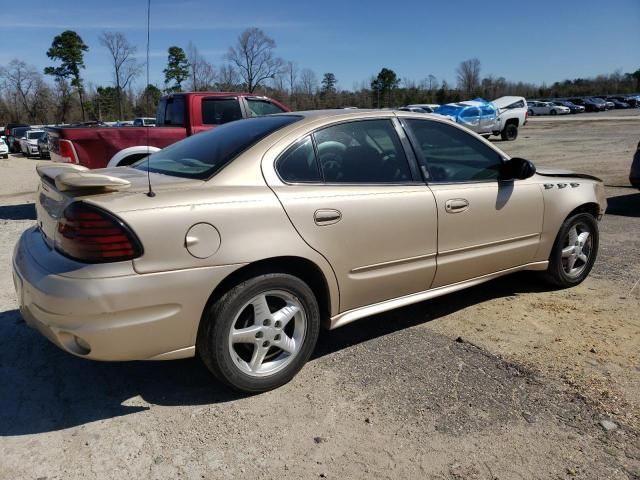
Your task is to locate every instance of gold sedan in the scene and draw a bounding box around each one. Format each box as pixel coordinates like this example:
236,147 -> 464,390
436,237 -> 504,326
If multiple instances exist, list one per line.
13,110 -> 606,392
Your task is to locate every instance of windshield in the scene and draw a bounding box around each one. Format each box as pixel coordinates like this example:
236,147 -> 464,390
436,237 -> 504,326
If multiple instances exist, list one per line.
133,115 -> 301,179
27,131 -> 45,140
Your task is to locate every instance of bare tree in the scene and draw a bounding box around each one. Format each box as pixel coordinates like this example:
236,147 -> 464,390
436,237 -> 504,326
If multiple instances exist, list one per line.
225,28 -> 284,92
456,58 -> 481,95
186,42 -> 217,91
298,68 -> 317,96
285,61 -> 298,94
99,31 -> 142,119
0,59 -> 51,123
217,64 -> 239,91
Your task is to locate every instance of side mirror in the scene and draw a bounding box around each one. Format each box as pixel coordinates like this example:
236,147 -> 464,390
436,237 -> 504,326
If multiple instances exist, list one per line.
500,157 -> 536,181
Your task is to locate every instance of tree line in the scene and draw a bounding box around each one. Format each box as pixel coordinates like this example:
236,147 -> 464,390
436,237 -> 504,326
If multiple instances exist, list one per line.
1,27 -> 639,125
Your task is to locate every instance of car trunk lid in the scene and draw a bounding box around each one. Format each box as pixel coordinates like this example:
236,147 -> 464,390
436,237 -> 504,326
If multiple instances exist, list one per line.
35,164 -> 202,248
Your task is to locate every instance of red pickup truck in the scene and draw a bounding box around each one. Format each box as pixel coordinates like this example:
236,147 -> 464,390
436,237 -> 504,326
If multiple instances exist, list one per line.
47,92 -> 289,169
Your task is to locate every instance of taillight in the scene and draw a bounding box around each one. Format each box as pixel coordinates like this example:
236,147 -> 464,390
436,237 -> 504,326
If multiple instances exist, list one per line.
58,139 -> 78,164
55,202 -> 142,263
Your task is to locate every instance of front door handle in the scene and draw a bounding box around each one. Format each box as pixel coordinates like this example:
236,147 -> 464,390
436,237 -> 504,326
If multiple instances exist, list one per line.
314,209 -> 342,225
445,198 -> 469,213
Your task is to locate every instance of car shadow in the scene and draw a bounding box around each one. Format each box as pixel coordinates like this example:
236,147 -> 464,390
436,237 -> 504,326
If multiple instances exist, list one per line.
0,272 -> 554,437
0,203 -> 36,221
605,192 -> 640,218
314,272 -> 554,358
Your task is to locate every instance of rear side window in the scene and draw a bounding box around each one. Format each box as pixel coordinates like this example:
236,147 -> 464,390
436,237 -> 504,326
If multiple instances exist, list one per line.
276,136 -> 321,183
406,119 -> 502,183
313,119 -> 412,184
461,107 -> 479,118
202,98 -> 243,125
247,99 -> 286,116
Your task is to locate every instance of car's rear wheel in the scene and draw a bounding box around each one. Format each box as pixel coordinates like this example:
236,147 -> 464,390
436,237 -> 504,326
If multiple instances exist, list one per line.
543,213 -> 599,288
528,109 -> 534,116
197,273 -> 320,393
501,122 -> 518,141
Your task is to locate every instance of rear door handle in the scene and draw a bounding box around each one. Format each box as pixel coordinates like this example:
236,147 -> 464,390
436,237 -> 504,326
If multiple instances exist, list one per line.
314,209 -> 342,225
445,199 -> 469,213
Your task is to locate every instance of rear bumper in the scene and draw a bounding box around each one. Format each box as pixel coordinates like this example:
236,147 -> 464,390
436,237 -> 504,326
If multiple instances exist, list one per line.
12,227 -> 242,361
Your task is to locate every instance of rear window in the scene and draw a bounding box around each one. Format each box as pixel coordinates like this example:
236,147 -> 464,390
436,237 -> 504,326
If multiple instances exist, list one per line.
27,131 -> 45,140
156,96 -> 185,126
133,115 -> 301,180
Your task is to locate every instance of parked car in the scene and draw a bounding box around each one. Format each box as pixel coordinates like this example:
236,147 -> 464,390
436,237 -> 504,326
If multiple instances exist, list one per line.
399,106 -> 433,113
406,103 -> 440,111
623,96 -> 640,108
19,129 -> 45,157
6,125 -> 31,153
435,96 -> 527,140
631,140 -> 640,189
47,92 -> 290,169
133,117 -> 156,127
605,98 -> 630,109
607,95 -> 638,108
37,132 -> 50,159
567,98 -> 605,112
552,100 -> 585,114
13,109 -> 606,392
528,101 -> 570,116
0,136 -> 9,159
589,97 -> 611,111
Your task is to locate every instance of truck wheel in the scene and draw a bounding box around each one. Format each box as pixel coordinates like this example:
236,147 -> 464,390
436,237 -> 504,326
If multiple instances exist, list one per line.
501,122 -> 518,141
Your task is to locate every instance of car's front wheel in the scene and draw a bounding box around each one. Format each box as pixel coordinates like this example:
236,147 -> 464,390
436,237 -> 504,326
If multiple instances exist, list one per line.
197,273 -> 320,393
550,109 -> 557,115
544,213 -> 599,288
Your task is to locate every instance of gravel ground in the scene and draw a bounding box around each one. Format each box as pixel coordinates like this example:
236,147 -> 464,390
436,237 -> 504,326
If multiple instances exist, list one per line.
1,113 -> 639,479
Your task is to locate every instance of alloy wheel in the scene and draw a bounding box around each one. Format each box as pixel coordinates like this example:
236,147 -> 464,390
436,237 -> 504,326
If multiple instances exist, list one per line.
228,290 -> 307,377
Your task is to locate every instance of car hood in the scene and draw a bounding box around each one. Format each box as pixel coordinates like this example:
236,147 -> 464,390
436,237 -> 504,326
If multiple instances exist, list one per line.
535,168 -> 602,182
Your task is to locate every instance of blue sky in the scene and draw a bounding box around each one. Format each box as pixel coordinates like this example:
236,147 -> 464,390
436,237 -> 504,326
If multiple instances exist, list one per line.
1,0 -> 638,91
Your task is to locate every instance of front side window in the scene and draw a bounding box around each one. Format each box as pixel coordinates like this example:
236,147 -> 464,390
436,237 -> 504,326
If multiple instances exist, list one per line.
313,119 -> 412,183
406,119 -> 502,183
276,136 -> 321,183
246,99 -> 286,116
202,98 -> 242,125
133,115 -> 301,179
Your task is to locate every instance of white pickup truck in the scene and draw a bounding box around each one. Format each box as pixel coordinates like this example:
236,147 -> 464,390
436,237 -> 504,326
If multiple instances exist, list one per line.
434,96 -> 528,141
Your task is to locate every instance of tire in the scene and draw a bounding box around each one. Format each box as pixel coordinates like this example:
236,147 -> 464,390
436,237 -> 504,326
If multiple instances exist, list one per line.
501,122 -> 518,141
528,109 -> 534,116
550,109 -> 557,115
197,273 -> 320,393
481,134 -> 491,139
543,213 -> 599,288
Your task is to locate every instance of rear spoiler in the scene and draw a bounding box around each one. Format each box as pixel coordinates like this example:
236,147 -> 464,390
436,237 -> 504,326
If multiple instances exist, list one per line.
36,164 -> 131,192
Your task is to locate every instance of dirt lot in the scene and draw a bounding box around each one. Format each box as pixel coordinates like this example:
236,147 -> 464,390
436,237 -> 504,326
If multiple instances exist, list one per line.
1,112 -> 639,479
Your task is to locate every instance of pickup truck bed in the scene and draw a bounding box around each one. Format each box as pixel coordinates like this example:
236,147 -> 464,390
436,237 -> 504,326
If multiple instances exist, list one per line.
47,92 -> 289,169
